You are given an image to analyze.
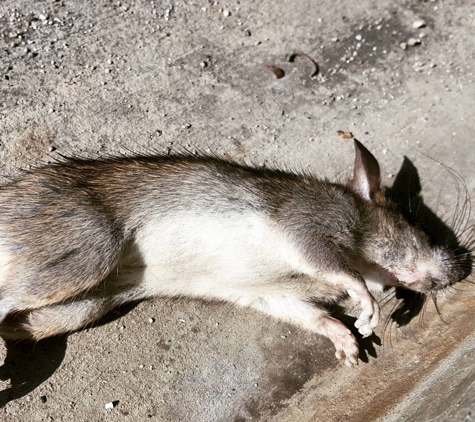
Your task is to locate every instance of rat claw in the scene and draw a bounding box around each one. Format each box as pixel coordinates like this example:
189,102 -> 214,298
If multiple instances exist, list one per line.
335,350 -> 345,360
357,324 -> 373,338
370,307 -> 380,329
345,355 -> 359,367
354,317 -> 374,337
334,340 -> 359,367
350,288 -> 380,336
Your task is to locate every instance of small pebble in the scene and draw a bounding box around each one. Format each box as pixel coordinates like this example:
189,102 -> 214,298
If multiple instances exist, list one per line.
355,34 -> 363,41
105,401 -> 117,410
265,64 -> 285,79
407,38 -> 421,46
148,318 -> 155,323
244,29 -> 251,37
412,19 -> 426,29
48,146 -> 56,152
40,395 -> 47,403
400,42 -> 407,50
48,108 -> 54,113
223,10 -> 231,17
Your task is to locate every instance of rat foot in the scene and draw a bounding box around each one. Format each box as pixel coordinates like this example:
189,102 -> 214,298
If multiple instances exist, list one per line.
321,315 -> 359,367
348,288 -> 379,337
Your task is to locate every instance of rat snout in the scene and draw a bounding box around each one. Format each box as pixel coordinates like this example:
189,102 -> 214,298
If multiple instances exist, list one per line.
401,246 -> 472,292
392,249 -> 458,292
395,272 -> 449,293
433,246 -> 473,286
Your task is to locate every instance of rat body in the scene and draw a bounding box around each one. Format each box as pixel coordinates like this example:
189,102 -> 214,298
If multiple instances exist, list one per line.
0,140 -> 467,366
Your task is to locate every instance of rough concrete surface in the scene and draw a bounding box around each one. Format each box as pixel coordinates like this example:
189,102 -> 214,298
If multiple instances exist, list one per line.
0,0 -> 474,421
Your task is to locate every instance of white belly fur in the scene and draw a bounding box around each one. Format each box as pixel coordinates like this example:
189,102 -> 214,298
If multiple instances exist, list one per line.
117,211 -> 308,302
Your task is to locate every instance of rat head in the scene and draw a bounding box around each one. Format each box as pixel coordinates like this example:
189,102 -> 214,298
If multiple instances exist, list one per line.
349,140 -> 472,293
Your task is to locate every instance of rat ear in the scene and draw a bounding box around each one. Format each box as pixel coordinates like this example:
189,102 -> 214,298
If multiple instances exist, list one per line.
351,139 -> 381,201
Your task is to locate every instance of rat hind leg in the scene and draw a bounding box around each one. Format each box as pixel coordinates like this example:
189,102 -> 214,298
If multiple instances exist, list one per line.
0,201 -> 128,312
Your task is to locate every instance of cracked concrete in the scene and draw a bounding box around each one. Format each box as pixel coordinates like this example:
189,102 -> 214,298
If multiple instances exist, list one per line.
0,0 -> 474,420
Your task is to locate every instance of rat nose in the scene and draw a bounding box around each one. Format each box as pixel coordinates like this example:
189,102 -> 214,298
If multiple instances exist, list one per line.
429,277 -> 445,290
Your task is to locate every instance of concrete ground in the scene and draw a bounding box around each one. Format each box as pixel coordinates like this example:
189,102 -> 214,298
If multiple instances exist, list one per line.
0,0 -> 474,420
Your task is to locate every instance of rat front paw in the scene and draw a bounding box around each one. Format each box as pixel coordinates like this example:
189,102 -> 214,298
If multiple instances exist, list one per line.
348,289 -> 379,338
334,331 -> 359,367
324,317 -> 360,367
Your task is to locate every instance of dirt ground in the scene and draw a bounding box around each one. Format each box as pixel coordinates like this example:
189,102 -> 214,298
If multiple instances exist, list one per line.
0,0 -> 475,421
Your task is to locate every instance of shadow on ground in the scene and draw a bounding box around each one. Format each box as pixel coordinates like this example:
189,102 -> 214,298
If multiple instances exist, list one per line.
0,336 -> 67,407
0,302 -> 139,408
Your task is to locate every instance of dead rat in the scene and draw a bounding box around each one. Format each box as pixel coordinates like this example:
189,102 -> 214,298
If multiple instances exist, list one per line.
0,140 -> 470,367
